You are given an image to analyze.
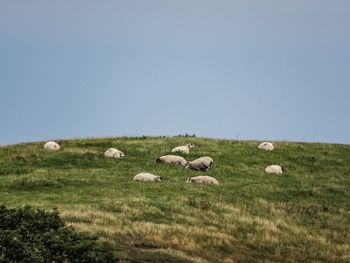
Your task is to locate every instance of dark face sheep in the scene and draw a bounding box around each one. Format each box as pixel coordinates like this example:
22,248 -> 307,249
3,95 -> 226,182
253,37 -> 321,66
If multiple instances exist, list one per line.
188,157 -> 214,171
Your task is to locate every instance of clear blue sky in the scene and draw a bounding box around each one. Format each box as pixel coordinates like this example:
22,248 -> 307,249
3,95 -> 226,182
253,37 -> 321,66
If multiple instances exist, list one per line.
1,0 -> 349,145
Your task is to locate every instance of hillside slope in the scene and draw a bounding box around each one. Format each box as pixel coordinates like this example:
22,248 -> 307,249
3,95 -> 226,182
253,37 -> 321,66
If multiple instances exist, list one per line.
0,137 -> 350,262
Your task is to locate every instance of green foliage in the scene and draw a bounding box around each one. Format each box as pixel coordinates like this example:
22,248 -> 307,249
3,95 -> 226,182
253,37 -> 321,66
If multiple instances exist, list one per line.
0,205 -> 116,263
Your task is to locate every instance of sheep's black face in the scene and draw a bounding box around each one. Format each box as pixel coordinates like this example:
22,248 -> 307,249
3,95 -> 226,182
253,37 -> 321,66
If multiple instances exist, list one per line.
186,178 -> 192,183
157,176 -> 164,181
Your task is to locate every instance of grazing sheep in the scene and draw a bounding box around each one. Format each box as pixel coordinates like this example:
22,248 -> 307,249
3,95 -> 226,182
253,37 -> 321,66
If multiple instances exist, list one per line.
133,172 -> 163,182
156,155 -> 188,166
171,143 -> 195,155
258,142 -> 274,151
104,148 -> 125,159
44,141 -> 60,151
188,156 -> 213,171
186,176 -> 219,185
265,165 -> 283,174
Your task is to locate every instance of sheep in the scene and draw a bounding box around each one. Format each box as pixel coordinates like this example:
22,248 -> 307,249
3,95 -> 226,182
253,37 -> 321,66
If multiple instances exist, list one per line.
258,142 -> 274,151
188,156 -> 213,171
133,172 -> 163,182
156,155 -> 188,166
186,176 -> 219,185
171,143 -> 195,155
104,148 -> 125,159
265,165 -> 283,174
44,141 -> 60,151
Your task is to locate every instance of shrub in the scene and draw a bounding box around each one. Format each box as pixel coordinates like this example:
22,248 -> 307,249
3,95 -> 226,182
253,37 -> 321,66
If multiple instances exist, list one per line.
175,134 -> 196,138
0,205 -> 116,263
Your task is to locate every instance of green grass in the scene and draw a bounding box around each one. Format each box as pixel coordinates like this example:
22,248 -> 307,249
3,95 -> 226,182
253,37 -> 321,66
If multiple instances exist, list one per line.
0,136 -> 350,262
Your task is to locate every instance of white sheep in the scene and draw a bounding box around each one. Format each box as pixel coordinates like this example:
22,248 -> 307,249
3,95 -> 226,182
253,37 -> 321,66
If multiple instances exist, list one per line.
156,155 -> 188,166
104,148 -> 125,159
171,143 -> 195,155
188,156 -> 214,171
133,172 -> 163,182
265,165 -> 283,174
258,142 -> 274,151
186,176 -> 219,185
44,141 -> 60,151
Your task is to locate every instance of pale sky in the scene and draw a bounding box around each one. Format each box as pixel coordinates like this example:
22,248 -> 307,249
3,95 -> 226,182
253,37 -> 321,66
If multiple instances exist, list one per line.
1,0 -> 349,145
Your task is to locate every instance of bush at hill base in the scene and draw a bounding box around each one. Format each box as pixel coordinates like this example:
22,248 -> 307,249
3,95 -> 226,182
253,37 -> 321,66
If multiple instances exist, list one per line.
0,205 -> 116,263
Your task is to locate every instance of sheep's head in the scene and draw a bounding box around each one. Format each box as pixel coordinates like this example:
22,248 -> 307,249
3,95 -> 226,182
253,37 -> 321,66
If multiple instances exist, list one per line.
187,143 -> 195,148
185,162 -> 190,169
186,178 -> 193,183
53,145 -> 60,150
157,176 -> 163,181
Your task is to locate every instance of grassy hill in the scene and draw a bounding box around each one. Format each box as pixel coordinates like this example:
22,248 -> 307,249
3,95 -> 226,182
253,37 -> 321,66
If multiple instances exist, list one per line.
0,136 -> 349,263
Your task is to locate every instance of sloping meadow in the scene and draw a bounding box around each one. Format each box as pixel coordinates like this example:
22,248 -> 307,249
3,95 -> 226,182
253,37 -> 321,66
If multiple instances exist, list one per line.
0,137 -> 350,262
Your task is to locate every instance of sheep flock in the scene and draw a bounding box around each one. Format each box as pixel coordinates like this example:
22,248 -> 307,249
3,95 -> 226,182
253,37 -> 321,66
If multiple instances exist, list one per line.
43,139 -> 283,185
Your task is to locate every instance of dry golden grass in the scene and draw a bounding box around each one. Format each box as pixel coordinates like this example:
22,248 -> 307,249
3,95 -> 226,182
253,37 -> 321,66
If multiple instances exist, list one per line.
57,195 -> 350,262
